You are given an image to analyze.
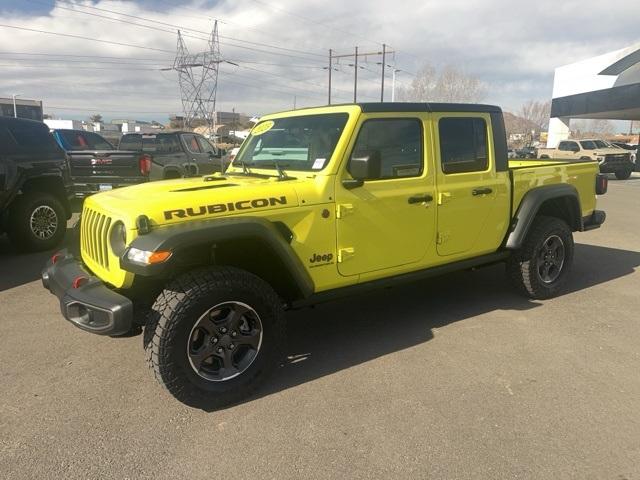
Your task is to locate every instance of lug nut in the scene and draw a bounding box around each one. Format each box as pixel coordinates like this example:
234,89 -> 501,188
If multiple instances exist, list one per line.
217,347 -> 223,353
220,327 -> 227,334
229,344 -> 235,350
210,337 -> 218,344
231,331 -> 237,337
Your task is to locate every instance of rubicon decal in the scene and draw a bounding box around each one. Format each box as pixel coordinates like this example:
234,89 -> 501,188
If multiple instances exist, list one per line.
164,196 -> 288,220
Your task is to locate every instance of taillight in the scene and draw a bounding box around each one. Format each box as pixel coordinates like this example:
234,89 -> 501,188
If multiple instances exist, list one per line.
595,174 -> 608,195
139,154 -> 152,176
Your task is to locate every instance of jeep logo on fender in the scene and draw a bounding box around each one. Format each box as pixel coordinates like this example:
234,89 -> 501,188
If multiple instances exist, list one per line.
309,253 -> 333,265
164,196 -> 288,220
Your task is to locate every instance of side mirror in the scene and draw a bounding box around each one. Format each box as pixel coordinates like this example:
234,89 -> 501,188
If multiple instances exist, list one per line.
343,151 -> 381,189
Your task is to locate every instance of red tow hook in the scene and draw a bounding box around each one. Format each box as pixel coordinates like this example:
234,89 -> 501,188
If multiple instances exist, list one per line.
72,276 -> 89,289
51,252 -> 64,264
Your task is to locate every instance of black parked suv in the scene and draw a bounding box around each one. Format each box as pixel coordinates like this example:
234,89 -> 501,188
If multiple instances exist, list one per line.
0,117 -> 73,252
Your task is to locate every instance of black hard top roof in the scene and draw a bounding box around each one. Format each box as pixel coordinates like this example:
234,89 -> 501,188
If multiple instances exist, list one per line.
357,102 -> 502,113
0,116 -> 47,127
267,102 -> 502,116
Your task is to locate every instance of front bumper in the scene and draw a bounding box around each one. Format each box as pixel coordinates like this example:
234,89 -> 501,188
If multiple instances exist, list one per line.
599,158 -> 633,173
41,250 -> 133,335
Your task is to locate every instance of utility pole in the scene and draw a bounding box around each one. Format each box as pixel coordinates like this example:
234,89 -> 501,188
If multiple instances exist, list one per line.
330,47 -> 394,104
328,49 -> 333,105
293,95 -> 297,110
380,44 -> 386,102
353,46 -> 358,103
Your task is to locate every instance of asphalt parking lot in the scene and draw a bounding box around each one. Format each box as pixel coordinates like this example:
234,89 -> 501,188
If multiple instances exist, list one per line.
1,174 -> 639,479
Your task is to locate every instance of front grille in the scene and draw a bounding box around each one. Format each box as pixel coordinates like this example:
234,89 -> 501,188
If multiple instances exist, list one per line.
81,206 -> 112,269
605,153 -> 630,164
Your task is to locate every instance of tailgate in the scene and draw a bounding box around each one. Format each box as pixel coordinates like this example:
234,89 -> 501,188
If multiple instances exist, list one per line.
67,150 -> 142,179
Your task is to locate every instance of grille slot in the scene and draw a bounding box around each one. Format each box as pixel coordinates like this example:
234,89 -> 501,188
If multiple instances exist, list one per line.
81,207 -> 112,270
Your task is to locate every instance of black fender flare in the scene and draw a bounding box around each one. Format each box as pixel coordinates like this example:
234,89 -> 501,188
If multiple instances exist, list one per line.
505,184 -> 581,250
121,216 -> 314,299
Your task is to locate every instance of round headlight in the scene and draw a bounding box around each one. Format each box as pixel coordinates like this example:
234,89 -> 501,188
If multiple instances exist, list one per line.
109,221 -> 127,256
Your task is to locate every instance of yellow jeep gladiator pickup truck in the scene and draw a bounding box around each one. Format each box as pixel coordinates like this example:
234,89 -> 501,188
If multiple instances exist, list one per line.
42,103 -> 607,406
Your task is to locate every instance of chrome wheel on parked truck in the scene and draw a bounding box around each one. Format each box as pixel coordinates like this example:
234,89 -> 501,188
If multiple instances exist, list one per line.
144,267 -> 285,407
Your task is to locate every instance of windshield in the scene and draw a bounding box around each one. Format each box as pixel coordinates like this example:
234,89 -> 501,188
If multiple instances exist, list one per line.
234,113 -> 348,171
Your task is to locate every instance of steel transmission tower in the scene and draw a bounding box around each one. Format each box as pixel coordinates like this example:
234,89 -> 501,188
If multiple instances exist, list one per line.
173,21 -> 221,137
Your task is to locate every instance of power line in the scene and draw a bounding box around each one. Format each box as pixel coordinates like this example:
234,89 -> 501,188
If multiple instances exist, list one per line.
0,23 -> 175,53
246,0 -> 383,48
0,51 -> 171,61
35,0 -> 326,59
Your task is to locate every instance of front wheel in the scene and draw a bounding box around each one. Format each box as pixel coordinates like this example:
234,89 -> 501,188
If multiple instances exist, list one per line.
144,266 -> 286,407
507,216 -> 574,299
7,191 -> 66,252
615,168 -> 632,180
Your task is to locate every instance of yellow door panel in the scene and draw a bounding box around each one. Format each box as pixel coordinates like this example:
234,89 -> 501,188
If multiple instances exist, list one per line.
434,113 -> 510,257
335,114 -> 436,276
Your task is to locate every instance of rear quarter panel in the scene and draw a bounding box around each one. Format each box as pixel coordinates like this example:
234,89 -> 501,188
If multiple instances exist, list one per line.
510,160 -> 598,219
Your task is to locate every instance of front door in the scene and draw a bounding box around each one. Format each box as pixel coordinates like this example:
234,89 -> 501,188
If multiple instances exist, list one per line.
434,114 -> 502,257
335,115 -> 436,277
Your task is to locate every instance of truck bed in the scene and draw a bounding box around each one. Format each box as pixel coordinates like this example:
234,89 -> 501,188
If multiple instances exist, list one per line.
508,158 -> 599,219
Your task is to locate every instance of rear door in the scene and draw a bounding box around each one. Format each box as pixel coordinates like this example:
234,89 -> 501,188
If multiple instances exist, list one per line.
195,136 -> 219,174
434,113 -> 509,258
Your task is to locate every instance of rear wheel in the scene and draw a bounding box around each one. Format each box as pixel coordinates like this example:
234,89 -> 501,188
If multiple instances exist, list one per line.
615,168 -> 632,180
507,216 -> 574,299
144,266 -> 286,407
8,191 -> 66,252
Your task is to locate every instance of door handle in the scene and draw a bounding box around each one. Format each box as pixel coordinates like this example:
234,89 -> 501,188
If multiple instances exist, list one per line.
472,187 -> 493,196
408,194 -> 433,204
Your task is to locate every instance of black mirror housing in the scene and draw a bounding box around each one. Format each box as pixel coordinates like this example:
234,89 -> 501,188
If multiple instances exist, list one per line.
349,150 -> 381,181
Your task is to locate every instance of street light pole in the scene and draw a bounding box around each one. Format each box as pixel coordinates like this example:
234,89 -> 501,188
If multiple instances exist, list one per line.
391,69 -> 401,102
12,94 -> 21,118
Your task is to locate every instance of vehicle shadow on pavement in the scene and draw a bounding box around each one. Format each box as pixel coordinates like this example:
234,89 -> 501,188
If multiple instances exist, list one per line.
189,242 -> 640,411
0,225 -> 79,293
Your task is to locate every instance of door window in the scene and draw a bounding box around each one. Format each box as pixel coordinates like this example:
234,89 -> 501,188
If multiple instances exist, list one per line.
438,117 -> 488,174
196,136 -> 216,154
349,118 -> 423,179
559,141 -> 578,151
182,134 -> 202,154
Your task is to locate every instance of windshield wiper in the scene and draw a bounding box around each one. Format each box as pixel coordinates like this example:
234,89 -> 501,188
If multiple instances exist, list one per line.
251,161 -> 293,180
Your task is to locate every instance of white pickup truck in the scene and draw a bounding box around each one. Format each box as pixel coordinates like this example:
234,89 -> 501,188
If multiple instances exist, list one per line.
538,139 -> 634,179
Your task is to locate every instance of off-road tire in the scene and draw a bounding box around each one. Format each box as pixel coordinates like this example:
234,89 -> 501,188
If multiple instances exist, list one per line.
8,191 -> 66,252
507,215 -> 574,299
615,169 -> 632,180
144,266 -> 286,408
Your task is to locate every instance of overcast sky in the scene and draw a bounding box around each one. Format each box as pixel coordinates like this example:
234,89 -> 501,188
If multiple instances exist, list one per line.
0,0 -> 638,123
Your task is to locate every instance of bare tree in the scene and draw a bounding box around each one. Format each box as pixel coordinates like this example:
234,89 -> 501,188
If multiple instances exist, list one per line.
89,114 -> 103,124
398,64 -> 486,103
519,100 -> 551,132
571,119 -> 615,138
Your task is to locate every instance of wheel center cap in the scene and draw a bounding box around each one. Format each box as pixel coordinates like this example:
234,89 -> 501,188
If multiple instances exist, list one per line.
219,335 -> 232,347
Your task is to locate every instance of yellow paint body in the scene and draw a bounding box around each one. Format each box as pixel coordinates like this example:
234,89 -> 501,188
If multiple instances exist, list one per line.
80,105 -> 600,293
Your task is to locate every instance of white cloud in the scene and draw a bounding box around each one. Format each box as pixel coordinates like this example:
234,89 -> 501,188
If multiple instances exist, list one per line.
0,0 -> 638,122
